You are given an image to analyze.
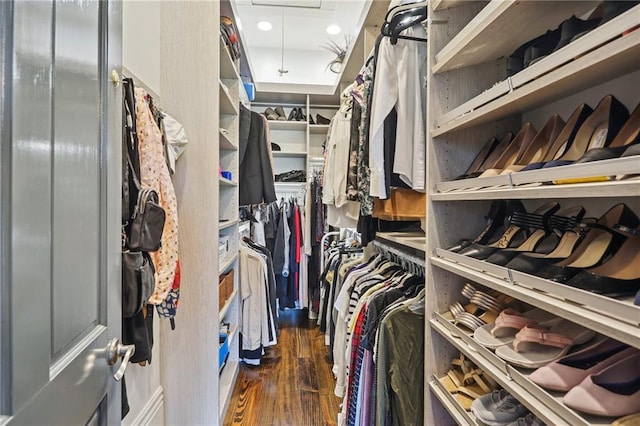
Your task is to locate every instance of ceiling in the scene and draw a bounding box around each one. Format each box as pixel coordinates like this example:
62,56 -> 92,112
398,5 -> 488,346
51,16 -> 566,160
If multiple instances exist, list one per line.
229,0 -> 373,96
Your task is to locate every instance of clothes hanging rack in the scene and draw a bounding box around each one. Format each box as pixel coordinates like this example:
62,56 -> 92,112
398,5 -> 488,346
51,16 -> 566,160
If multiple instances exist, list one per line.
373,239 -> 425,277
381,1 -> 428,44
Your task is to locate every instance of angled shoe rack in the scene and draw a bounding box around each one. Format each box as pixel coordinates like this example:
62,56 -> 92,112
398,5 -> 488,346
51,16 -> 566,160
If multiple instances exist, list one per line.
425,2 -> 640,425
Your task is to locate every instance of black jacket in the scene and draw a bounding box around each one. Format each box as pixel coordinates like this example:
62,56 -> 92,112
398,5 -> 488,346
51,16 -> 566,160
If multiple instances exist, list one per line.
239,104 -> 276,205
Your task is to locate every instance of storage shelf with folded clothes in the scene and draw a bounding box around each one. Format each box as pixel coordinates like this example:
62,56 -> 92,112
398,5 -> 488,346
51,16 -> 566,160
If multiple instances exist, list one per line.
426,1 -> 640,425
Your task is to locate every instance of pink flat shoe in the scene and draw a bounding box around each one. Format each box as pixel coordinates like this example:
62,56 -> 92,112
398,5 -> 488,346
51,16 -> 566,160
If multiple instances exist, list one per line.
495,320 -> 595,369
563,351 -> 640,418
474,308 -> 562,349
530,337 -> 633,392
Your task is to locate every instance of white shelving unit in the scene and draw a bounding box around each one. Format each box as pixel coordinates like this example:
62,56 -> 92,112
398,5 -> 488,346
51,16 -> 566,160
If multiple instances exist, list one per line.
217,22 -> 242,423
252,96 -> 337,180
425,2 -> 640,425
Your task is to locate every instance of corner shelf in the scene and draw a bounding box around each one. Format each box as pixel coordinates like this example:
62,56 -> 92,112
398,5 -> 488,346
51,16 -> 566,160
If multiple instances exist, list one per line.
219,130 -> 238,151
219,176 -> 238,187
433,1 -> 596,74
218,290 -> 238,323
219,80 -> 239,116
218,360 -> 239,423
219,253 -> 238,275
219,219 -> 239,231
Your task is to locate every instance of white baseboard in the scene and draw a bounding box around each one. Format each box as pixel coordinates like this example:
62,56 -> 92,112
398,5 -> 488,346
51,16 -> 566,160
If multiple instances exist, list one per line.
130,387 -> 164,426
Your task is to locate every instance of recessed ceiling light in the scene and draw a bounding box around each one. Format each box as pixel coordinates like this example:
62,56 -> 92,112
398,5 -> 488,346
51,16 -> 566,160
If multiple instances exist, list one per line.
326,24 -> 341,35
257,21 -> 273,31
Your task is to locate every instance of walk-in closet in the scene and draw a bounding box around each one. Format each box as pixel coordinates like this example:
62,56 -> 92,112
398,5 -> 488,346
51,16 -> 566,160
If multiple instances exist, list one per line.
1,0 -> 639,425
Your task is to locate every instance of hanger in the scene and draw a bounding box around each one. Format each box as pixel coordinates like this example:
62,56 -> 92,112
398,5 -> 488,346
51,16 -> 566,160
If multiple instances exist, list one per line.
381,1 -> 428,45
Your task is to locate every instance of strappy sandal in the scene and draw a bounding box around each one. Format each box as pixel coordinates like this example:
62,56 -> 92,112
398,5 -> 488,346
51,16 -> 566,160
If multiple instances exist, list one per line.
439,355 -> 498,411
495,320 -> 596,368
473,307 -> 562,349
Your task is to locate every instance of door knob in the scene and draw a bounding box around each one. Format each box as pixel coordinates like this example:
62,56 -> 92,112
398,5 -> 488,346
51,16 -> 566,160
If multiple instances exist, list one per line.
106,338 -> 135,381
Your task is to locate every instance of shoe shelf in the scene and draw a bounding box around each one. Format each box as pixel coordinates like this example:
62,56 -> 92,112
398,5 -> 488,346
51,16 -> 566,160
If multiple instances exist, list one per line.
433,1 -> 597,74
433,24 -> 640,137
429,378 -> 480,426
267,120 -> 307,131
431,318 -> 572,426
219,130 -> 237,151
219,80 -> 239,116
431,315 -> 612,426
431,249 -> 640,348
432,157 -> 640,200
309,124 -> 330,134
435,7 -> 640,132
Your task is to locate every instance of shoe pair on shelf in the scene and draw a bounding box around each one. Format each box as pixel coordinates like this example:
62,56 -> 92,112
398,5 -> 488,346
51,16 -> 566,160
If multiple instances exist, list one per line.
507,1 -> 640,76
264,106 -> 287,121
439,353 -> 498,411
449,201 -> 640,299
471,390 -> 540,426
530,337 -> 640,418
456,95 -> 640,180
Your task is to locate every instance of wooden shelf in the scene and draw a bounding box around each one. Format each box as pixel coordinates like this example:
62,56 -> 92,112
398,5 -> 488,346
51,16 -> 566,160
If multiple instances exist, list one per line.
272,151 -> 307,158
219,176 -> 237,187
219,253 -> 238,274
218,360 -> 239,423
219,219 -> 239,231
267,120 -> 307,131
218,290 -> 238,323
433,1 -> 596,74
309,124 -> 330,134
432,0 -> 478,12
219,36 -> 240,80
433,17 -> 640,136
219,130 -> 237,151
219,80 -> 238,116
431,249 -> 640,349
375,232 -> 426,254
434,6 -> 640,131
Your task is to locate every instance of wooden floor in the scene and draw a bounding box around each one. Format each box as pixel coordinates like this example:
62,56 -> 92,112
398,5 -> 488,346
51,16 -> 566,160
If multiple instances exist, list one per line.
223,309 -> 342,426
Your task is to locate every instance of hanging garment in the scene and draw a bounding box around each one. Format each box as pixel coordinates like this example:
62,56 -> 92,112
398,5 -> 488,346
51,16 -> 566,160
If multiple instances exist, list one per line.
239,104 -> 277,205
135,87 -> 179,304
369,24 -> 427,198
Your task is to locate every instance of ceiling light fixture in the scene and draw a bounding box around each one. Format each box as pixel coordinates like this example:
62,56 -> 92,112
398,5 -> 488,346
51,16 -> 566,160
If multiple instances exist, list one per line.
257,20 -> 273,31
326,24 -> 341,35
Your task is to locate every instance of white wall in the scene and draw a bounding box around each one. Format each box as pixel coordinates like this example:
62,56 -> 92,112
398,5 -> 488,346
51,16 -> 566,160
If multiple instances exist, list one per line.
250,47 -> 340,87
123,1 -> 161,96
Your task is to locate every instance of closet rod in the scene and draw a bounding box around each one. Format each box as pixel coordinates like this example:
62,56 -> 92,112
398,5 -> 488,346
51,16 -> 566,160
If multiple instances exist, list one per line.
372,239 -> 425,268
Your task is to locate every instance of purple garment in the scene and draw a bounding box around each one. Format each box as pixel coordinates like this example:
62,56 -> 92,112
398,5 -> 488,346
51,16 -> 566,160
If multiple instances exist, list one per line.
361,349 -> 374,426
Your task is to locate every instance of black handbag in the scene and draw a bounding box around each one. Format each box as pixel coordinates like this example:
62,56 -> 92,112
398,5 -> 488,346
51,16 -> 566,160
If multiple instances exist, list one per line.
122,250 -> 155,318
128,186 -> 165,252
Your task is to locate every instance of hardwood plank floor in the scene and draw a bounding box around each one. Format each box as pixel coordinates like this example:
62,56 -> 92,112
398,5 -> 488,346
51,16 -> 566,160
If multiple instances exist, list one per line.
223,310 -> 341,426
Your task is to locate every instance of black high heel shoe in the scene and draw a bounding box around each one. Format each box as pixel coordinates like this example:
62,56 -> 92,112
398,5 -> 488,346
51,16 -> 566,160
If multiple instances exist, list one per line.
447,200 -> 507,253
485,205 -> 586,266
534,204 -> 640,283
575,102 -> 640,163
459,201 -> 560,260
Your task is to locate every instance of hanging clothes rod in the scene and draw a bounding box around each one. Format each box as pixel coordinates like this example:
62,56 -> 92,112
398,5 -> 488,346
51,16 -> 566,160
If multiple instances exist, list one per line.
373,239 -> 425,276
